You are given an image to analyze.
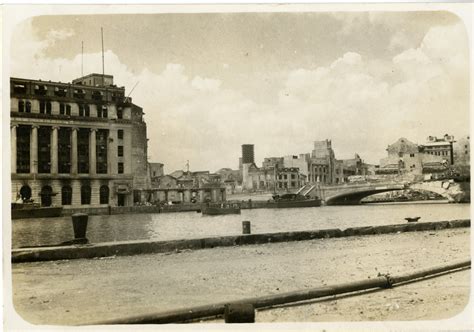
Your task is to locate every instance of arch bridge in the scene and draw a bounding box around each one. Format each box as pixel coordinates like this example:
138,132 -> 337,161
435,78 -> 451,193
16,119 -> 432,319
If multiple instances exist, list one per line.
298,180 -> 467,205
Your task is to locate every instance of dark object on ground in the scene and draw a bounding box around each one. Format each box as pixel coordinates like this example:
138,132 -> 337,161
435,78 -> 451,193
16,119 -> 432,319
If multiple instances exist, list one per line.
72,213 -> 89,240
224,303 -> 255,323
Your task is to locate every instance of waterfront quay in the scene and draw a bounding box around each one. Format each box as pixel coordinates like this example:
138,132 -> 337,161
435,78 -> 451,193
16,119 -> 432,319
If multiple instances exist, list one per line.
11,226 -> 470,325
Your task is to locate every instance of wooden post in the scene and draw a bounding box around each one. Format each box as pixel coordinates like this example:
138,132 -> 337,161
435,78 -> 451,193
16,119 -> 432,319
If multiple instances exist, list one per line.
242,221 -> 251,234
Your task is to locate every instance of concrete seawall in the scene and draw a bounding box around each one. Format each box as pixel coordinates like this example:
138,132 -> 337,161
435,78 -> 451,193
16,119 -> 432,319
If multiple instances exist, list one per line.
62,204 -> 202,216
11,219 -> 470,263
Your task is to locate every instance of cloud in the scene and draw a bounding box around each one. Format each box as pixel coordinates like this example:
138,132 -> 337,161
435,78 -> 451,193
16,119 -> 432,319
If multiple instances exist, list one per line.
275,22 -> 468,162
10,19 -> 469,171
46,28 -> 75,42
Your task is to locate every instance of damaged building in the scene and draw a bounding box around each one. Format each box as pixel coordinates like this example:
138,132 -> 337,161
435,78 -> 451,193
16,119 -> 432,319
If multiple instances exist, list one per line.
10,74 -> 150,210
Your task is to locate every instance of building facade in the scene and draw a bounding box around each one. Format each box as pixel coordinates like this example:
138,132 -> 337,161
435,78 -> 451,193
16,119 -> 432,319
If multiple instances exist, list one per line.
10,74 -> 149,209
307,140 -> 337,184
283,154 -> 310,178
421,135 -> 455,165
377,137 -> 448,176
216,168 -> 242,194
453,135 -> 470,177
276,167 -> 306,190
149,162 -> 164,179
150,171 -> 226,204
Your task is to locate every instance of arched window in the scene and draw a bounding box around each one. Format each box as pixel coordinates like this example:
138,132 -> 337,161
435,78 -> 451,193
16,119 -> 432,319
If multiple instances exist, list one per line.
99,185 -> 109,204
18,101 -> 25,112
78,104 -> 84,117
25,101 -> 31,113
59,103 -> 65,115
46,101 -> 52,114
19,185 -> 31,201
81,185 -> 91,205
40,185 -> 53,207
66,104 -> 71,115
39,101 -> 46,114
84,105 -> 90,117
61,186 -> 72,205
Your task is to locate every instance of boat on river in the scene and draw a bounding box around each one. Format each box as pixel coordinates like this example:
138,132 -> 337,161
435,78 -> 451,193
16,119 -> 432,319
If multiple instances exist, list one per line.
201,202 -> 241,215
11,202 -> 63,219
267,193 -> 321,208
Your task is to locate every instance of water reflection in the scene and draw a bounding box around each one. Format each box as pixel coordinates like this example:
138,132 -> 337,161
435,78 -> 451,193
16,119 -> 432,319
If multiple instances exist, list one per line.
12,202 -> 470,248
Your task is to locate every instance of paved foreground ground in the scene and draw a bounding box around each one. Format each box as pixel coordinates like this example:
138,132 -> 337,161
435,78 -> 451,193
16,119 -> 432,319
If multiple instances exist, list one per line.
10,227 -> 471,325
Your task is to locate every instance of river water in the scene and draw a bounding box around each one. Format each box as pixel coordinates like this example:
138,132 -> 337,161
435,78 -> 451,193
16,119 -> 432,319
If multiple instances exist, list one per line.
11,202 -> 470,248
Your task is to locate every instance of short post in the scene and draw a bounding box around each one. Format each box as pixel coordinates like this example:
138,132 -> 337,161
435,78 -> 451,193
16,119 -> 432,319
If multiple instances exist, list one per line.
242,221 -> 251,235
224,303 -> 255,323
71,213 -> 89,244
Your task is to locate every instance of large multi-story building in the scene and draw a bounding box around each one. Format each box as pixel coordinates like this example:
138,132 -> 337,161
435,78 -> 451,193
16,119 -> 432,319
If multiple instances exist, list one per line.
10,74 -> 149,209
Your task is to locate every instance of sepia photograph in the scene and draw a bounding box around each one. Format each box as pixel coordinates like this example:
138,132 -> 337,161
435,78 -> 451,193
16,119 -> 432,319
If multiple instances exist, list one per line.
2,3 -> 472,330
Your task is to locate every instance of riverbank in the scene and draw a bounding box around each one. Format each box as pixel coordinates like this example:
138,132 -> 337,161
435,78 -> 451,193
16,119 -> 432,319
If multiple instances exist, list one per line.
11,219 -> 469,262
11,227 -> 470,325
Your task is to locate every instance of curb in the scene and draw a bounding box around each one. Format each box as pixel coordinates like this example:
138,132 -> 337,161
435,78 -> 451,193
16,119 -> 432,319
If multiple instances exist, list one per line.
12,219 -> 470,263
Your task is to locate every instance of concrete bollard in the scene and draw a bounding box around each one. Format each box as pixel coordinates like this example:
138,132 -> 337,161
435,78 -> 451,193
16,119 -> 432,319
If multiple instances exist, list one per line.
71,213 -> 89,241
224,303 -> 255,323
242,221 -> 251,235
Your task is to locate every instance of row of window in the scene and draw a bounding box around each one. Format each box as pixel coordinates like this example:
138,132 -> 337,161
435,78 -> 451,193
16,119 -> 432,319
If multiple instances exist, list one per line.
426,151 -> 449,156
12,84 -> 124,102
312,167 -> 328,174
16,100 -> 124,119
15,125 -> 126,174
18,184 -> 109,206
277,174 -> 297,180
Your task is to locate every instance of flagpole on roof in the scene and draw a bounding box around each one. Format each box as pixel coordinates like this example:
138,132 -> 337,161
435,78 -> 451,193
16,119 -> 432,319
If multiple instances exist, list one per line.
81,41 -> 84,77
101,27 -> 105,86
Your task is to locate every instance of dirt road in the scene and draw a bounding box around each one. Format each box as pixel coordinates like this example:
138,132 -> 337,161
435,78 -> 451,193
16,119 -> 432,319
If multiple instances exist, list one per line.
10,227 -> 471,326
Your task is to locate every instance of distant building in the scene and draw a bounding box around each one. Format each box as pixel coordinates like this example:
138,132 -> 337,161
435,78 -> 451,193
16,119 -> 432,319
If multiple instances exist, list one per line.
10,74 -> 149,208
241,140 -> 372,190
378,137 -> 448,175
216,168 -> 242,195
421,134 -> 455,165
307,140 -> 337,184
341,154 -> 373,180
149,162 -> 164,178
150,170 -> 225,203
276,167 -> 306,190
453,135 -> 470,177
242,163 -> 275,191
262,157 -> 284,170
241,144 -> 255,164
283,154 -> 310,178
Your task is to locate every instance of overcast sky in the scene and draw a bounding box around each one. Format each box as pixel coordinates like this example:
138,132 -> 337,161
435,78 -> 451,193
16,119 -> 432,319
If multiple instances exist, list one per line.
10,11 -> 469,173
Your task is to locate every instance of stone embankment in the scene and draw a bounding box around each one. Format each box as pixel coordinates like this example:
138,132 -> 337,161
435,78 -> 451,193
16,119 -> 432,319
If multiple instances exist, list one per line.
11,219 -> 470,263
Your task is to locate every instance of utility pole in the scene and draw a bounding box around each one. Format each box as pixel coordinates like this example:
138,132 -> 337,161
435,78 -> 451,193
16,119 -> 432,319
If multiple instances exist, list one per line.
81,41 -> 84,77
101,27 -> 105,86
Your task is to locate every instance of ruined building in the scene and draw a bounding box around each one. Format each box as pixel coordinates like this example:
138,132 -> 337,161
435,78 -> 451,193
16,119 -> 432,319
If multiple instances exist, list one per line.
10,74 -> 149,209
